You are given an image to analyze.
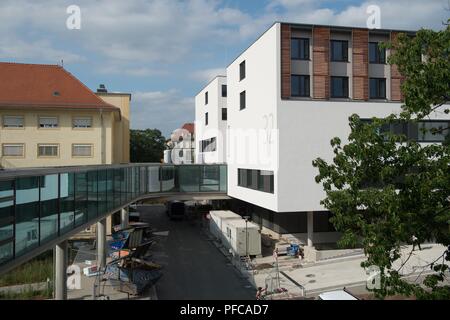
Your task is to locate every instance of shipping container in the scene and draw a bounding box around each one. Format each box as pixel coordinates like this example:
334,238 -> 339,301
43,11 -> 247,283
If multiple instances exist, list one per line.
222,218 -> 261,256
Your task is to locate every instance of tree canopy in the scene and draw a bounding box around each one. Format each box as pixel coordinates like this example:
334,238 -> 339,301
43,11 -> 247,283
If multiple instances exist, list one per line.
130,129 -> 166,163
313,23 -> 450,299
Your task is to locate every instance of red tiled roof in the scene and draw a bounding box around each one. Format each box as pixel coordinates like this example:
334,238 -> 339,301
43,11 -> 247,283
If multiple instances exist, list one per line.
182,123 -> 195,134
0,62 -> 118,110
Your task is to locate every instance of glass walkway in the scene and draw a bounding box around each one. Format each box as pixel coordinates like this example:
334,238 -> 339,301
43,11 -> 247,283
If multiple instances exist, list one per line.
0,164 -> 227,273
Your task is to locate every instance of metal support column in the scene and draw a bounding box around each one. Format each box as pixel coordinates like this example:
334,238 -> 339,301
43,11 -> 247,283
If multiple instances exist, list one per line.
97,218 -> 107,269
54,240 -> 68,300
307,211 -> 314,247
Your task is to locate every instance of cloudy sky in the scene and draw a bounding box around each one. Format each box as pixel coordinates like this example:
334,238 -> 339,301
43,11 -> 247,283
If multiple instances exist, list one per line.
1,0 -> 448,136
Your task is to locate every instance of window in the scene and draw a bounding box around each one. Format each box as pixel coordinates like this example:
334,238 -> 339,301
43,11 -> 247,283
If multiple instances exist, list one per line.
238,169 -> 274,194
291,75 -> 310,97
2,144 -> 24,157
291,38 -> 310,60
205,112 -> 208,126
330,40 -> 348,62
201,137 -> 216,152
361,119 -> 450,143
370,78 -> 386,99
3,116 -> 24,128
73,117 -> 92,128
38,144 -> 58,157
418,121 -> 450,142
369,42 -> 386,64
331,77 -> 349,98
240,91 -> 246,110
222,108 -> 227,121
39,117 -> 58,128
222,85 -> 227,97
239,61 -> 246,81
72,144 -> 93,157
205,91 -> 208,105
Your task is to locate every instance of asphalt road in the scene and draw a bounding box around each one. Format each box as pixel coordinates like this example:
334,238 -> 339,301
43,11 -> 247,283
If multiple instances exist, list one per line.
138,204 -> 255,300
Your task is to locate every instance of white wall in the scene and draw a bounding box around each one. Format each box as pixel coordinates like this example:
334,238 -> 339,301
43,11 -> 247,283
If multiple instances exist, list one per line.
226,23 -> 280,212
195,76 -> 227,164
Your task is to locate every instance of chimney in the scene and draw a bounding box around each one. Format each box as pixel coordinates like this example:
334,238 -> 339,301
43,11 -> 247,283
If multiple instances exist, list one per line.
97,84 -> 108,93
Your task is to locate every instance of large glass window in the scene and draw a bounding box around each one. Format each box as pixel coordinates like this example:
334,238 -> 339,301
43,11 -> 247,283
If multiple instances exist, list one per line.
60,173 -> 75,234
15,177 -> 40,256
0,180 -> 14,264
369,42 -> 386,64
3,116 -> 24,128
237,169 -> 274,194
74,172 -> 88,227
370,78 -> 386,99
331,76 -> 349,98
200,137 -> 216,152
87,171 -> 98,221
330,40 -> 348,62
418,121 -> 450,142
291,38 -> 310,60
40,174 -> 59,244
291,75 -> 310,97
178,166 -> 200,192
39,116 -> 58,128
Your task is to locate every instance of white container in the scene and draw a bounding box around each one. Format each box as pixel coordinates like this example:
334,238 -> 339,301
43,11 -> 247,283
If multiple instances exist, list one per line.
208,210 -> 242,242
222,219 -> 261,256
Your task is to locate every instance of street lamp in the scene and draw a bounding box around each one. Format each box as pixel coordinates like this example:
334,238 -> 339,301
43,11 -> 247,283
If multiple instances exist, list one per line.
243,216 -> 250,257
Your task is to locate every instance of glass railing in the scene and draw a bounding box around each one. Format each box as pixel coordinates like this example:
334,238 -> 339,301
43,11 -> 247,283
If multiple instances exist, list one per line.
0,164 -> 227,267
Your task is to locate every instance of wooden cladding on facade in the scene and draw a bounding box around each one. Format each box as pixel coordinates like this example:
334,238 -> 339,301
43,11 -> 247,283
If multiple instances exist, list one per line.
281,24 -> 292,99
313,27 -> 330,99
390,32 -> 404,101
352,29 -> 369,100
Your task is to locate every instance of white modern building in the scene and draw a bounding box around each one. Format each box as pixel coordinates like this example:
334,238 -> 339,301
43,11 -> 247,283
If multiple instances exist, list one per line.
195,76 -> 228,164
195,22 -> 450,246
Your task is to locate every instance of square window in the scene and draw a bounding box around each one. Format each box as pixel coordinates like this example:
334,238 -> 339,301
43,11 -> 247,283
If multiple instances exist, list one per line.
331,77 -> 349,98
330,40 -> 348,62
291,38 -> 310,60
291,75 -> 310,97
369,78 -> 386,99
369,42 -> 386,64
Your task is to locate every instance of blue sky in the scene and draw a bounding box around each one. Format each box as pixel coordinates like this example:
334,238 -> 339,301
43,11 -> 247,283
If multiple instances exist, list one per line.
0,0 -> 448,136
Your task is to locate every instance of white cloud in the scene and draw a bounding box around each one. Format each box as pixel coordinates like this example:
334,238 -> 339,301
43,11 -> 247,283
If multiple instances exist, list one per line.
190,68 -> 226,83
132,89 -> 194,136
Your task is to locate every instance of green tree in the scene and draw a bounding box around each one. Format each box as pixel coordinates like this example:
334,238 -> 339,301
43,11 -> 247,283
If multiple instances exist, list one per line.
130,129 -> 165,163
313,23 -> 450,299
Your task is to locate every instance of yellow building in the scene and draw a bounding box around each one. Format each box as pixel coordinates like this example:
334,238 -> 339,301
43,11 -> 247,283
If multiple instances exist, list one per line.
0,62 -> 130,168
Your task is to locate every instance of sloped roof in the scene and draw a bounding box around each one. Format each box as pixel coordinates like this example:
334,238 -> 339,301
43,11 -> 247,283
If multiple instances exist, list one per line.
0,62 -> 118,111
182,123 -> 195,134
